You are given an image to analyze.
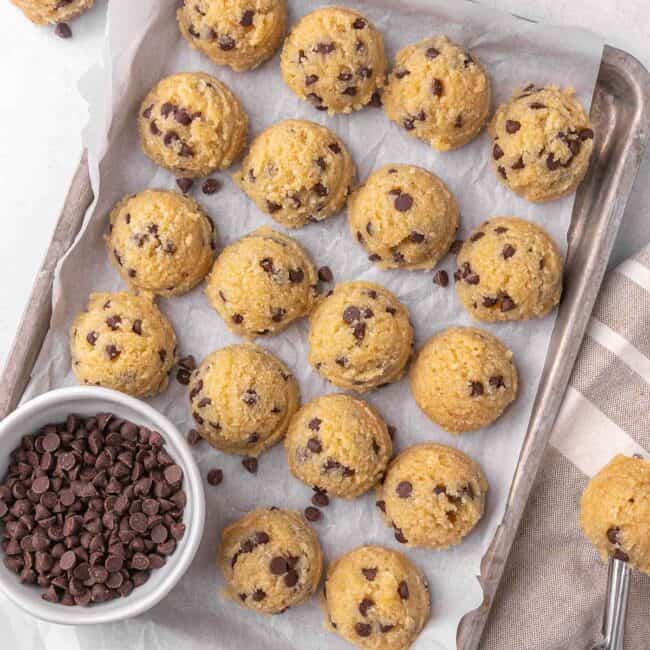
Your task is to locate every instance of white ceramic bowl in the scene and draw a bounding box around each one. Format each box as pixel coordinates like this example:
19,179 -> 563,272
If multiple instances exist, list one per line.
0,386 -> 205,625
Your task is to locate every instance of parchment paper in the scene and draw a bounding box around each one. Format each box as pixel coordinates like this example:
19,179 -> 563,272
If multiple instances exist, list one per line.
6,0 -> 604,648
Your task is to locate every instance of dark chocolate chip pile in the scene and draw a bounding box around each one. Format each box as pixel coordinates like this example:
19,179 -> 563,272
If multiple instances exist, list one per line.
0,413 -> 187,606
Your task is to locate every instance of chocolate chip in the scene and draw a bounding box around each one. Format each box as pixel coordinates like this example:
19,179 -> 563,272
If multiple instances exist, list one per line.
270,557 -> 288,575
426,47 -> 440,59
455,114 -> 464,129
493,144 -> 504,160
352,17 -> 366,29
394,528 -> 407,544
359,597 -> 374,616
494,226 -> 508,234
242,390 -> 258,406
607,527 -> 621,545
342,87 -> 357,96
470,381 -> 484,397
307,438 -> 322,455
266,200 -> 281,213
305,74 -> 319,86
202,178 -> 220,195
219,35 -> 236,51
432,79 -> 444,97
240,9 -> 254,27
489,375 -> 505,389
450,240 -> 464,255
530,102 -> 546,110
313,183 -> 328,197
289,268 -> 304,283
343,306 -> 361,324
150,120 -> 161,136
304,506 -> 321,522
396,481 -> 412,498
394,193 -> 413,212
580,128 -> 594,140
242,457 -> 258,474
176,178 -> 193,194
54,22 -> 72,39
355,622 -> 372,637
361,567 -> 377,581
353,322 -> 366,343
500,295 -> 516,312
546,153 -> 562,171
106,345 -> 120,361
86,331 -> 98,346
252,588 -> 266,601
505,120 -> 521,134
380,624 -> 394,633
398,581 -> 409,599
511,156 -> 525,170
232,314 -> 244,324
503,244 -> 516,259
312,491 -> 329,507
613,549 -> 629,562
335,356 -> 348,367
394,68 -> 410,79
403,117 -> 416,131
470,231 -> 485,243
498,166 -> 507,179
313,42 -> 335,54
142,105 -> 153,119
318,266 -> 333,282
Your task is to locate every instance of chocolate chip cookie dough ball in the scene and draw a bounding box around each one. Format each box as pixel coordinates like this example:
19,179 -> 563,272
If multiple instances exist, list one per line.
280,7 -> 387,114
580,455 -> 650,575
106,189 -> 215,297
324,545 -> 430,649
383,36 -> 490,151
376,444 -> 488,549
308,282 -> 413,393
348,164 -> 458,270
489,85 -> 594,202
455,217 -> 563,322
10,0 -> 93,25
70,292 -> 177,397
234,120 -> 355,229
218,508 -> 323,614
177,0 -> 287,72
188,344 -> 299,457
285,394 -> 392,498
410,327 -> 517,434
138,72 -> 248,179
205,226 -> 318,338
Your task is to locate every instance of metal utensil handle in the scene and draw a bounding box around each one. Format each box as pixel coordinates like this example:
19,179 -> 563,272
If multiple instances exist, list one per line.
601,557 -> 632,650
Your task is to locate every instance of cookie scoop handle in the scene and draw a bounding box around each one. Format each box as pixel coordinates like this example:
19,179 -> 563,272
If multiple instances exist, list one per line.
593,557 -> 631,650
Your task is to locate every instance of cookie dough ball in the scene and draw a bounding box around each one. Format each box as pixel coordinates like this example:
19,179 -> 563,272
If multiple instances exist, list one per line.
324,545 -> 430,650
348,164 -> 458,270
285,394 -> 392,498
455,217 -> 562,322
138,72 -> 248,178
70,292 -> 177,397
280,7 -> 387,114
234,119 -> 355,229
410,327 -> 517,433
106,189 -> 215,297
383,36 -> 490,151
206,226 -> 318,338
218,508 -> 323,614
308,282 -> 413,393
580,455 -> 650,575
188,344 -> 299,457
489,85 -> 594,202
376,444 -> 488,549
10,0 -> 93,25
177,0 -> 286,72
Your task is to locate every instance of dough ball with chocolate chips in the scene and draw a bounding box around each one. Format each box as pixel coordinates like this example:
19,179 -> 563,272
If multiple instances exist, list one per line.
138,72 -> 248,179
280,7 -> 387,115
70,292 -> 177,397
324,545 -> 430,649
285,393 -> 392,498
218,508 -> 323,614
410,327 -> 517,433
206,226 -> 318,338
177,0 -> 287,72
10,0 -> 93,25
580,455 -> 650,575
455,217 -> 563,322
383,36 -> 490,151
188,343 -> 299,457
348,164 -> 458,270
489,85 -> 594,202
376,443 -> 488,549
234,119 -> 355,228
308,281 -> 413,393
106,189 -> 215,297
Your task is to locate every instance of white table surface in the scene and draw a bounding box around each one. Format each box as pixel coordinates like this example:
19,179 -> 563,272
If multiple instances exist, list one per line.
0,0 -> 648,367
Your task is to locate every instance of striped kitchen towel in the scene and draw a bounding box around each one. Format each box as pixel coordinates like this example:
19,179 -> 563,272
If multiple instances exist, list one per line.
482,246 -> 650,650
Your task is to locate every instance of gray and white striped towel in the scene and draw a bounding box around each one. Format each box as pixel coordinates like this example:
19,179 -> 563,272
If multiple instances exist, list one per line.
482,246 -> 650,649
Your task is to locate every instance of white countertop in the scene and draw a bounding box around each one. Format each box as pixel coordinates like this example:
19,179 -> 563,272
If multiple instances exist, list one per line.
0,0 -> 648,366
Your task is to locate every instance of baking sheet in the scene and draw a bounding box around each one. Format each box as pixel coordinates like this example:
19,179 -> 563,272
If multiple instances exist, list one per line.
6,0 -> 604,648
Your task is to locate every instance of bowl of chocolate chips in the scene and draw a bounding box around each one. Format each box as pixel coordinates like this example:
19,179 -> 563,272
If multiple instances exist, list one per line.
0,386 -> 205,624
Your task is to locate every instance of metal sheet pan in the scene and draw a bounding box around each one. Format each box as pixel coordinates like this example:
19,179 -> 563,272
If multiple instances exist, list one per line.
0,45 -> 648,649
